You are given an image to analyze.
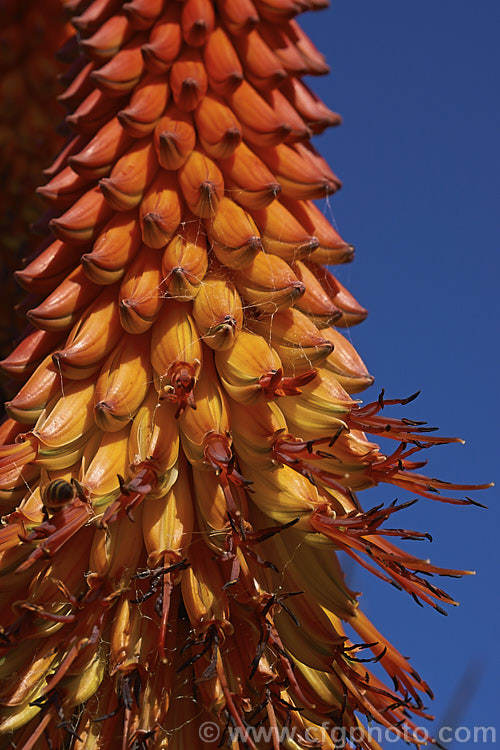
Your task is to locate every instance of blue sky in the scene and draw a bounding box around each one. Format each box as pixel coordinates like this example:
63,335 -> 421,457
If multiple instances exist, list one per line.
300,1 -> 499,746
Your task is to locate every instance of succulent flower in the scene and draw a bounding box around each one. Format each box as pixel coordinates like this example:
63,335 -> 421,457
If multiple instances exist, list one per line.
0,1 -> 490,748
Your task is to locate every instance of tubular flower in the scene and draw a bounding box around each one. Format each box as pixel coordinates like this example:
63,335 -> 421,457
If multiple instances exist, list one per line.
0,2 -> 490,749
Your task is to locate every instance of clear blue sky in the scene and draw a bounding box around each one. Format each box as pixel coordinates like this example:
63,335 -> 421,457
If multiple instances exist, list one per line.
300,1 -> 499,746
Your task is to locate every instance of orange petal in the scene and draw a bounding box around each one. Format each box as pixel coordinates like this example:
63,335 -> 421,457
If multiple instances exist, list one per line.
181,0 -> 215,47
141,3 -> 182,74
202,24 -> 242,97
119,245 -> 164,333
117,73 -> 170,137
69,117 -> 133,180
99,138 -> 159,211
139,169 -> 183,248
218,142 -> 280,210
169,46 -> 207,112
178,149 -> 224,218
194,94 -> 242,160
153,103 -> 196,170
